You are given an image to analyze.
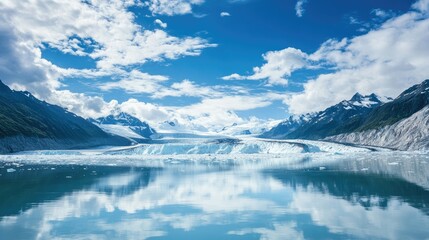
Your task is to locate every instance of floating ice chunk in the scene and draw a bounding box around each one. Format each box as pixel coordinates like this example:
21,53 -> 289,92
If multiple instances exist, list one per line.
7,168 -> 16,173
388,162 -> 399,165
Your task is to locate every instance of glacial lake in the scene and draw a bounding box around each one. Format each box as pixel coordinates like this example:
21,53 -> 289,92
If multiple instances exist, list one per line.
0,153 -> 429,240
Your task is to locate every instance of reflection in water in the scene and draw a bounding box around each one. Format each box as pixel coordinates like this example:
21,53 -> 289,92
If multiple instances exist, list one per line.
0,156 -> 429,240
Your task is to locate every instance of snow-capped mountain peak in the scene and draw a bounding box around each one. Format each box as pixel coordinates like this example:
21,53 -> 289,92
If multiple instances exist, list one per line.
346,92 -> 386,109
97,112 -> 145,126
263,92 -> 388,139
92,112 -> 156,141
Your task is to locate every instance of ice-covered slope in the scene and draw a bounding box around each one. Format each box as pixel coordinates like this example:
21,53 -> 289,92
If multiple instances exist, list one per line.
327,106 -> 429,151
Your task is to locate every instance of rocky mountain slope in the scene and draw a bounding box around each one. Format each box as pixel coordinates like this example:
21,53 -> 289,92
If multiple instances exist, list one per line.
0,81 -> 130,153
327,106 -> 429,150
265,79 -> 429,151
327,80 -> 429,150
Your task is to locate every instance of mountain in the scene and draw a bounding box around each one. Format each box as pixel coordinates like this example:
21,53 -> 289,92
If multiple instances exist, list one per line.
217,119 -> 282,136
327,79 -> 429,150
327,106 -> 429,150
263,93 -> 389,139
0,81 -> 131,153
91,112 -> 156,141
353,79 -> 429,131
261,114 -> 314,139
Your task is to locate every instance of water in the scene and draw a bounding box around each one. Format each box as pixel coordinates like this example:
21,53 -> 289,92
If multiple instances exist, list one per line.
0,154 -> 429,240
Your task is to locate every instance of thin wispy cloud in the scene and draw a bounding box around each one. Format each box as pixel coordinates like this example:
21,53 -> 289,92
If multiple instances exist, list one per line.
295,0 -> 308,17
154,19 -> 167,28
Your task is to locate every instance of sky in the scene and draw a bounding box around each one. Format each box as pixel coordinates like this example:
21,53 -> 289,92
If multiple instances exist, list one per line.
0,0 -> 428,132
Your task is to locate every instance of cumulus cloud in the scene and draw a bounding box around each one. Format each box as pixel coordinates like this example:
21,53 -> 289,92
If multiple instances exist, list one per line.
144,0 -> 205,16
222,48 -> 309,86
0,24 -> 61,97
295,0 -> 307,18
224,0 -> 429,115
287,5 -> 429,114
46,90 -> 119,119
0,0 -> 220,129
174,95 -> 273,129
118,99 -> 171,124
0,1 -> 215,71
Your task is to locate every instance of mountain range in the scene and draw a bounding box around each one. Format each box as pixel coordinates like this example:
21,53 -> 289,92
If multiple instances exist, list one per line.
263,93 -> 391,139
0,80 -> 130,153
264,79 -> 429,150
0,78 -> 429,153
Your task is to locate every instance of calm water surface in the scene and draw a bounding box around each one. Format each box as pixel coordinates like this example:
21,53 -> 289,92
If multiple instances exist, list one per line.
0,155 -> 429,240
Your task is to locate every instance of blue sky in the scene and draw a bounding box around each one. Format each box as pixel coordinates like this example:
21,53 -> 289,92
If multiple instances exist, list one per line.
0,0 -> 428,131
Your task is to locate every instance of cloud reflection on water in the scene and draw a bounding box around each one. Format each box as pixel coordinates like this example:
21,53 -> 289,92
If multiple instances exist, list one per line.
0,156 -> 428,239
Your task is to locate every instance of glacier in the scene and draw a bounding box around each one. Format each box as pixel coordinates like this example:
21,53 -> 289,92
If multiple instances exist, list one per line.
0,137 -> 400,169
97,138 -> 375,155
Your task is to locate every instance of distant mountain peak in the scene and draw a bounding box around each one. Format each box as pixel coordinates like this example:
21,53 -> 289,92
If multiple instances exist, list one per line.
343,93 -> 386,109
350,92 -> 364,101
97,112 -> 144,126
94,112 -> 156,139
264,91 -> 386,139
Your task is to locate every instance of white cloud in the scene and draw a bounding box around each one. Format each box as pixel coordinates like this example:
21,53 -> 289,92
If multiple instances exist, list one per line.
295,0 -> 307,18
223,0 -> 429,115
0,0 -> 219,127
0,0 -> 215,71
152,79 -> 224,98
144,0 -> 205,16
46,90 -> 119,119
174,95 -> 273,130
221,73 -> 246,81
118,99 -> 171,123
154,19 -> 167,28
287,5 -> 429,114
222,48 -> 309,86
220,12 -> 231,17
98,70 -> 169,94
412,0 -> 429,13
